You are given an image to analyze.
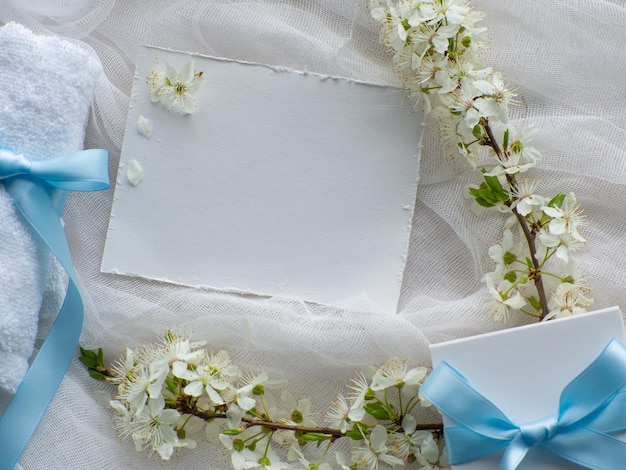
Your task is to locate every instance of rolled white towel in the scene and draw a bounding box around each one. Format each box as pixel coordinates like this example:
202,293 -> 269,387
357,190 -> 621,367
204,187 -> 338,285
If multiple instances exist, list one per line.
0,22 -> 102,393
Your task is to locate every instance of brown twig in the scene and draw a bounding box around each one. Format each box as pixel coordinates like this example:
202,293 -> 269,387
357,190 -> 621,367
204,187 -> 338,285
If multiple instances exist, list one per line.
483,120 -> 550,320
176,402 -> 443,440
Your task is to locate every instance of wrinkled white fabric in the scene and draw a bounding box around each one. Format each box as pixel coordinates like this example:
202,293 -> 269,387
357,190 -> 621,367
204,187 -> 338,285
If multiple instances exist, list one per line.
0,1 -> 624,468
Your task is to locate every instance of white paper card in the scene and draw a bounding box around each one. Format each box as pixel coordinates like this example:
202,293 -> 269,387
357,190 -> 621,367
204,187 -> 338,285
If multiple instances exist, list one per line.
430,306 -> 626,469
101,46 -> 424,313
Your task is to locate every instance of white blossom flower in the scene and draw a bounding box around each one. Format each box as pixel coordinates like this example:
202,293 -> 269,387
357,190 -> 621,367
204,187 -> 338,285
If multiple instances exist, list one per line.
485,274 -> 526,322
118,358 -> 169,415
511,179 -> 547,217
371,358 -> 428,391
130,395 -> 195,460
429,0 -> 470,25
220,383 -> 258,412
352,424 -> 405,469
488,228 -> 519,275
545,281 -> 593,320
326,394 -> 365,433
387,415 -> 434,459
109,347 -> 136,386
347,371 -> 371,404
148,59 -> 202,113
486,150 -> 537,176
427,23 -> 461,55
155,336 -> 206,370
374,1 -> 415,50
209,349 -> 241,380
542,192 -> 587,242
443,81 -> 481,129
238,371 -> 287,397
472,72 -> 516,124
110,399 -> 133,436
279,390 -> 316,426
415,434 -> 449,469
507,126 -> 542,163
173,359 -> 230,404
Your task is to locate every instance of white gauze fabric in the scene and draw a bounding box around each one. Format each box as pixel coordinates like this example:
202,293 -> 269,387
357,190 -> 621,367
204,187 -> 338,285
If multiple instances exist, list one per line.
0,1 -> 624,469
0,22 -> 101,395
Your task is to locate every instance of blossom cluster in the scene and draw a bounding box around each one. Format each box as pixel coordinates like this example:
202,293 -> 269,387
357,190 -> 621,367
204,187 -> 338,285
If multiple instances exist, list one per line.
325,358 -> 447,469
370,0 -> 591,321
84,332 -> 444,469
147,58 -> 203,113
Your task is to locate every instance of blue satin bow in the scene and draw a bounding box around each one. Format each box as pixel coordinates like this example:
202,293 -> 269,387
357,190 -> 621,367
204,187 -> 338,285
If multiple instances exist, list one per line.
421,339 -> 626,470
0,147 -> 109,468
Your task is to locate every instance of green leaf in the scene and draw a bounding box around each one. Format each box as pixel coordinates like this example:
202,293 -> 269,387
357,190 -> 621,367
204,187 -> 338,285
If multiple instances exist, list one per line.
469,172 -> 510,207
88,369 -> 106,381
80,346 -> 97,361
79,353 -> 97,369
469,186 -> 497,208
548,193 -> 566,208
483,173 -> 503,193
482,175 -> 509,203
79,347 -> 98,365
364,403 -> 390,420
528,296 -> 542,311
503,128 -> 509,150
344,429 -> 365,440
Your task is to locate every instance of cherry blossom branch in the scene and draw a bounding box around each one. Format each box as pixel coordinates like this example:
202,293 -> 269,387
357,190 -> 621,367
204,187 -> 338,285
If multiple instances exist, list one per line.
177,401 -> 444,438
371,1 -> 591,322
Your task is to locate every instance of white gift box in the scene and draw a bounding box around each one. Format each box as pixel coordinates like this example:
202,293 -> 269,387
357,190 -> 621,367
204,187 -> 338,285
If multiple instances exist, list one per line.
429,306 -> 626,469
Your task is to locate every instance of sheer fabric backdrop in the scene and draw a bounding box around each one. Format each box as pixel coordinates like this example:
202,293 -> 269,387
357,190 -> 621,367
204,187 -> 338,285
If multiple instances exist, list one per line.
0,1 -> 624,468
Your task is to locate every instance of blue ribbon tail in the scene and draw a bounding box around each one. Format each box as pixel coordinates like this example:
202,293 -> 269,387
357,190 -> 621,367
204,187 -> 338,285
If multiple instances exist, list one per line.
0,175 -> 96,467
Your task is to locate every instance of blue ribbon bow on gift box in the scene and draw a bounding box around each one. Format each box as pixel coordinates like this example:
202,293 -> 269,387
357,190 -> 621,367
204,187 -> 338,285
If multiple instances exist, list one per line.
0,147 -> 109,467
421,338 -> 626,470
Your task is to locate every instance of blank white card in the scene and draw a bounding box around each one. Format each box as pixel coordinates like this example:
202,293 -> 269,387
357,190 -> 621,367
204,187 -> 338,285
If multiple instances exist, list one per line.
101,46 -> 424,314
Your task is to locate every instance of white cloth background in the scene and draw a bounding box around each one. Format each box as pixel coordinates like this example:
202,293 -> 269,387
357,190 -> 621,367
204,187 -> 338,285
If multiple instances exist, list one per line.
0,0 -> 624,468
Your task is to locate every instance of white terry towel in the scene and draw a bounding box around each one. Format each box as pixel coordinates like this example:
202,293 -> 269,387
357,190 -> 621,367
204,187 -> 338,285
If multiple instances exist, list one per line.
0,22 -> 102,393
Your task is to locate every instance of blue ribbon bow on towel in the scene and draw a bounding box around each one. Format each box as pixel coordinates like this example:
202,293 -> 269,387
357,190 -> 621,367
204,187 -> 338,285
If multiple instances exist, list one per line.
421,338 -> 626,470
0,147 -> 109,467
